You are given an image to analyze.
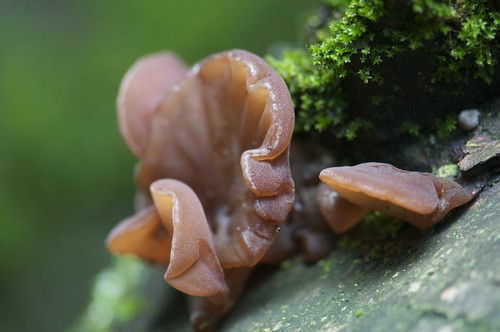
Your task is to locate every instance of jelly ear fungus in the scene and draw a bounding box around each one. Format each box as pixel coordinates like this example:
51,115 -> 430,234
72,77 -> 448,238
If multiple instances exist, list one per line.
107,49 -> 295,331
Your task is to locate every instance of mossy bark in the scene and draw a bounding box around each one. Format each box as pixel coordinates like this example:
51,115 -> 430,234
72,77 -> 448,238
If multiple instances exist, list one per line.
146,108 -> 500,331
148,175 -> 499,332
219,184 -> 499,332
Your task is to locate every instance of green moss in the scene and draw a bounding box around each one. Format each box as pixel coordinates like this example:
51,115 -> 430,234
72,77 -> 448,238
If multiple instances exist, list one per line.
269,0 -> 500,143
368,244 -> 383,259
69,257 -> 149,332
318,257 -> 335,279
334,211 -> 405,267
403,122 -> 422,137
355,309 -> 364,317
312,0 -> 500,86
433,163 -> 459,177
436,115 -> 458,139
309,0 -> 385,81
267,50 -> 346,133
337,235 -> 364,250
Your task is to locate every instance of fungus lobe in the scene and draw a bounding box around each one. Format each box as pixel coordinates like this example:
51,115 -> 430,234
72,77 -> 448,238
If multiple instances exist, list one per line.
318,162 -> 477,232
117,52 -> 188,158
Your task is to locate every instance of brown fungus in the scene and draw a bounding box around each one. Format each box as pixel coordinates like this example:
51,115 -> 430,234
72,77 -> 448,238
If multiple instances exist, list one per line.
106,49 -> 295,330
318,162 -> 476,232
117,52 -> 188,157
107,179 -> 228,302
316,182 -> 369,234
272,140 -> 338,263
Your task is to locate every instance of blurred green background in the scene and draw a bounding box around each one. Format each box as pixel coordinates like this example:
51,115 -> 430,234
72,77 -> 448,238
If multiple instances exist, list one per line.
0,1 -> 314,331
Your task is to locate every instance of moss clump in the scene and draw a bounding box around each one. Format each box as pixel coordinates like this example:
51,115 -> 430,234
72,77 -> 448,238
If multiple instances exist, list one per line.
270,0 -> 500,144
312,0 -> 500,84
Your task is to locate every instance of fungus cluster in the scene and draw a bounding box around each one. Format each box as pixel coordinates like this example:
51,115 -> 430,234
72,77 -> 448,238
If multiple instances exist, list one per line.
106,49 -> 295,330
106,49 -> 479,331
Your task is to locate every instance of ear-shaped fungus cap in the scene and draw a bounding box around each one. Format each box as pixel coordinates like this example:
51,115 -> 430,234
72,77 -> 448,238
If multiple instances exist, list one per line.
105,206 -> 170,264
319,162 -> 475,231
133,49 -> 295,268
107,179 -> 228,302
117,52 -> 188,157
316,183 -> 368,234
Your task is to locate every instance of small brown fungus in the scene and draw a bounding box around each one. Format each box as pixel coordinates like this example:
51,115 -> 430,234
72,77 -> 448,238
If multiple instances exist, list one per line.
107,179 -> 229,302
318,162 -> 476,232
260,140 -> 339,264
106,49 -> 295,330
117,52 -> 188,157
316,183 -> 368,234
285,140 -> 337,263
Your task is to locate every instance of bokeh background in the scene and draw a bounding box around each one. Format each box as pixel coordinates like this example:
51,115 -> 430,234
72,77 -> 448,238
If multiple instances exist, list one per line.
0,1 -> 314,331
